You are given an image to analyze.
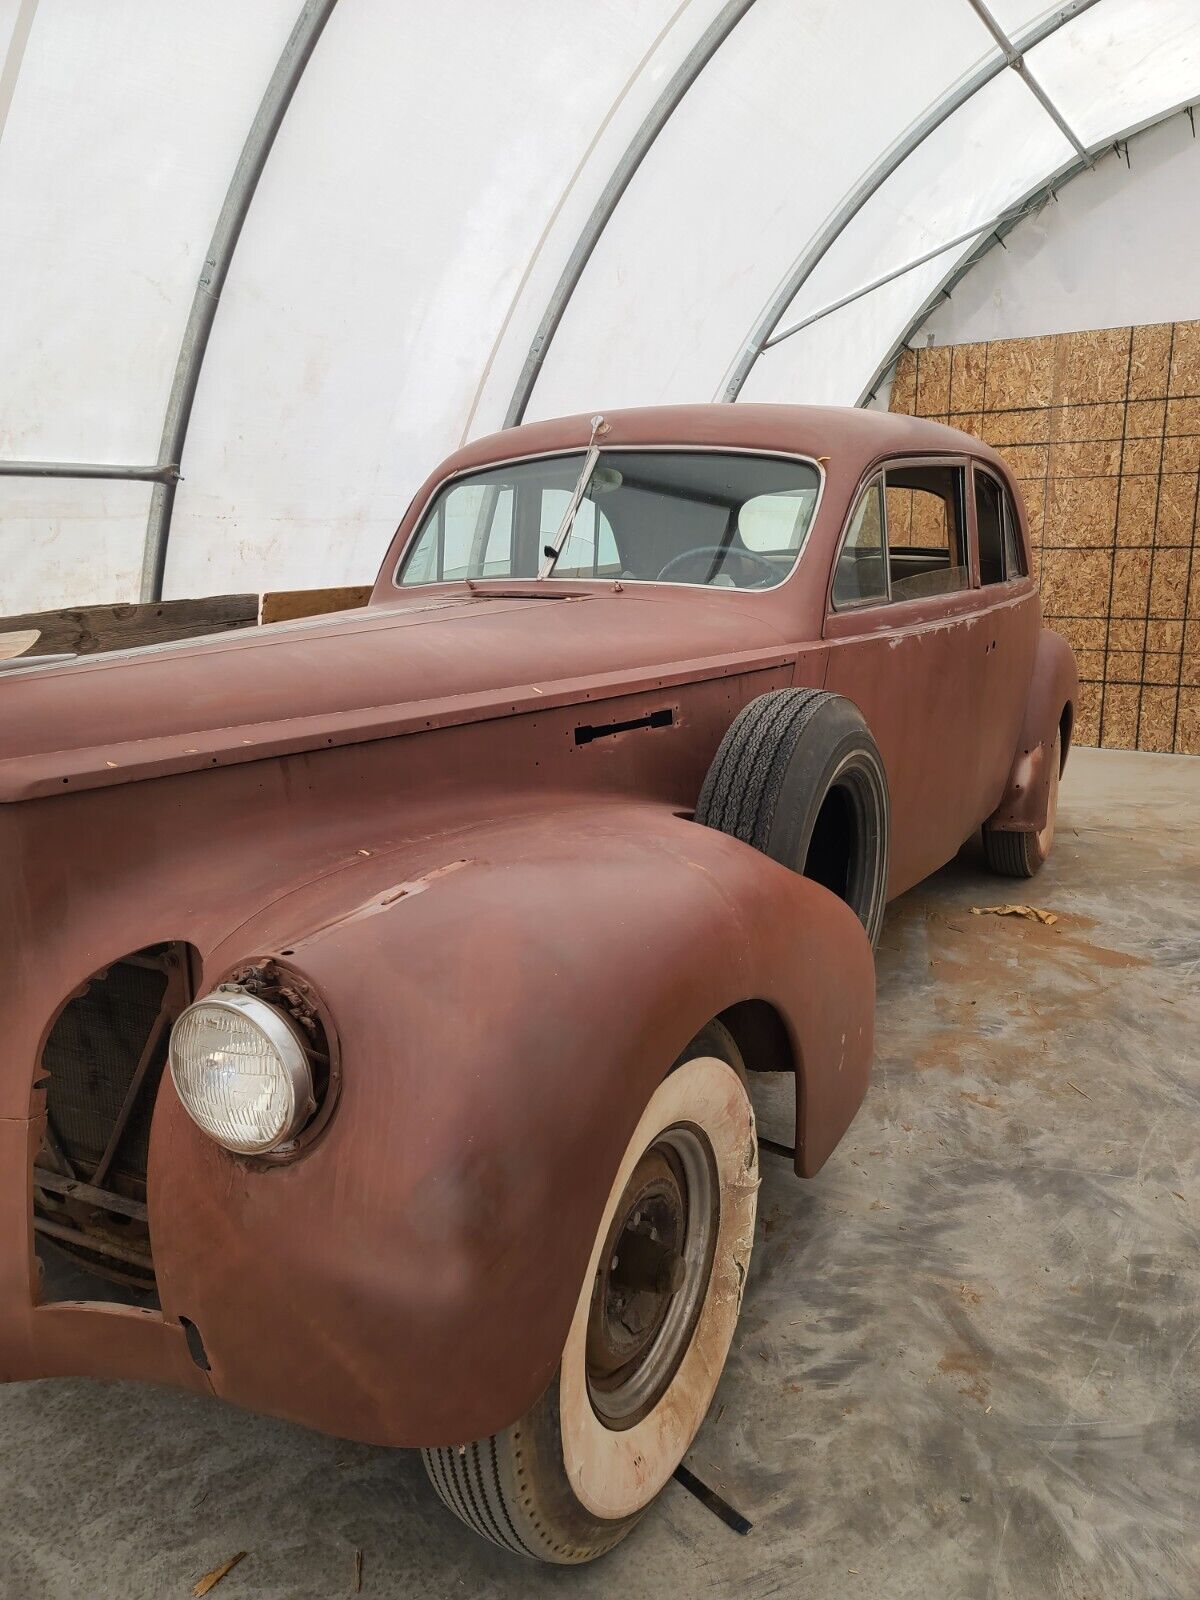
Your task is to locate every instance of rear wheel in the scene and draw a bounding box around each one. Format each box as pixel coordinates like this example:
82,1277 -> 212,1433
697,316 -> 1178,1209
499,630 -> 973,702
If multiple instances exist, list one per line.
421,1049 -> 758,1563
983,728 -> 1061,878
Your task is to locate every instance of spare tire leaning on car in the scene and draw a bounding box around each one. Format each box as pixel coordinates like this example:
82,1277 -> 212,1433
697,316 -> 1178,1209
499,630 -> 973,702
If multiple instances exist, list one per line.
695,688 -> 890,949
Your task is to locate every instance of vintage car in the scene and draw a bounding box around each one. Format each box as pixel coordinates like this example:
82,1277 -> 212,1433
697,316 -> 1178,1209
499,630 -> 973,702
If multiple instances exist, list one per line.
0,404 -> 1076,1564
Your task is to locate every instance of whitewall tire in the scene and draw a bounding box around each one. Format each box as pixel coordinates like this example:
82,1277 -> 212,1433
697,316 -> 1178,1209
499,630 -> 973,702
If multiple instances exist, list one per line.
421,1051 -> 759,1563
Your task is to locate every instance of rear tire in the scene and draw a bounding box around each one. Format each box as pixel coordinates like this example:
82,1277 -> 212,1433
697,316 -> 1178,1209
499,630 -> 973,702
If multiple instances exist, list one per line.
983,728 -> 1061,879
421,1052 -> 758,1564
696,688 -> 890,947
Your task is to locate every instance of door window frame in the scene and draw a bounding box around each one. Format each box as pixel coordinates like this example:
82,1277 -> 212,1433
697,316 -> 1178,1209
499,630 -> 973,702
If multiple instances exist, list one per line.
829,472 -> 889,611
825,453 -> 977,629
971,461 -> 1029,586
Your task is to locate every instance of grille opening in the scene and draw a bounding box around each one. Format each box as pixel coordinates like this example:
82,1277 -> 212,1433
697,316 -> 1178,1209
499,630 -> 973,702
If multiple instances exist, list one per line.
33,942 -> 190,1307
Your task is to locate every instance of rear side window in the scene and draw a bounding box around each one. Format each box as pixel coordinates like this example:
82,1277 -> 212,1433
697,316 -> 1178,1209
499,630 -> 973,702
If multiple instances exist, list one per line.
976,467 -> 1025,584
975,470 -> 1005,585
832,477 -> 887,608
884,463 -> 968,601
1001,485 -> 1026,579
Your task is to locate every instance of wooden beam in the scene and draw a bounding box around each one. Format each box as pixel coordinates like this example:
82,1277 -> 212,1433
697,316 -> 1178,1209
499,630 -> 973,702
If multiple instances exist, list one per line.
0,595 -> 258,657
260,585 -> 372,625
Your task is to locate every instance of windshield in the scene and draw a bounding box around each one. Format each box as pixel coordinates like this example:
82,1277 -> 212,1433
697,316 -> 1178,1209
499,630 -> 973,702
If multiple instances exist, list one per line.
396,450 -> 821,591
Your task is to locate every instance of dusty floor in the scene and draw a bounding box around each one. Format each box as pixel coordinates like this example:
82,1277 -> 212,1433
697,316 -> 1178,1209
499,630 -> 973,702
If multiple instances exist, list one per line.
1,747 -> 1197,1599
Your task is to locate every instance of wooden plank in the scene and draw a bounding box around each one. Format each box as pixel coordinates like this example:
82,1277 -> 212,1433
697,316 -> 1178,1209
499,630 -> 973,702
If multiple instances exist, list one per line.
260,585 -> 372,625
0,596 -> 258,656
0,629 -> 41,660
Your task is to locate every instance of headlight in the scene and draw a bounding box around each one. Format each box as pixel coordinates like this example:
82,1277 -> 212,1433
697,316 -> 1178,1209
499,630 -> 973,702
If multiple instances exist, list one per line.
169,987 -> 315,1155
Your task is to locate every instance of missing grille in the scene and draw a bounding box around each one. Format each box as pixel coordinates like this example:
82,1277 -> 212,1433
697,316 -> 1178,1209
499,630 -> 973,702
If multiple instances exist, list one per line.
33,942 -> 191,1304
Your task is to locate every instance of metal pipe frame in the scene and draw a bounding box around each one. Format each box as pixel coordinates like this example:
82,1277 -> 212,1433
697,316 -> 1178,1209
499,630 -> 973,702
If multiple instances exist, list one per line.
716,0 -> 1103,404
0,459 -> 177,483
502,0 -> 756,430
139,0 -> 339,602
763,199 -> 1045,353
963,0 -> 1090,163
7,0 -> 1189,597
854,98 -> 1200,412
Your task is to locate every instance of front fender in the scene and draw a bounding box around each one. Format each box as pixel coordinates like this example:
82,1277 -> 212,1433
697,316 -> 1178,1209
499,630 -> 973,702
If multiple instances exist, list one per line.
150,801 -> 873,1446
987,626 -> 1077,834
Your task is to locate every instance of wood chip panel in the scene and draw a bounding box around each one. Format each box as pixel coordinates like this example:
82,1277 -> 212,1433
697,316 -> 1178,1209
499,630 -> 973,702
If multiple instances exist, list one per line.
891,320 -> 1200,753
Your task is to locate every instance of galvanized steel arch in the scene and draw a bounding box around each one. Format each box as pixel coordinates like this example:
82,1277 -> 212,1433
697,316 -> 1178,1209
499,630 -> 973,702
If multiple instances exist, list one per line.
716,0 -> 1104,404
1,0 -> 1196,604
500,0 -> 758,431
854,95 -> 1200,410
140,0 -> 340,600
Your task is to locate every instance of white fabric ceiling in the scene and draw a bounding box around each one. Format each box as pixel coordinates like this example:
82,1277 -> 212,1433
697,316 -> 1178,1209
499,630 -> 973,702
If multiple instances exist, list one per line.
0,0 -> 1197,608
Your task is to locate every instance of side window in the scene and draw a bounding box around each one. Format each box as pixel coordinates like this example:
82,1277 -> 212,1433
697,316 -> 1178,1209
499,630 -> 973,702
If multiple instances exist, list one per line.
1001,487 -> 1026,578
975,469 -> 1005,585
975,467 -> 1026,584
739,488 -> 817,553
401,482 -> 514,583
832,477 -> 888,609
884,464 -> 967,601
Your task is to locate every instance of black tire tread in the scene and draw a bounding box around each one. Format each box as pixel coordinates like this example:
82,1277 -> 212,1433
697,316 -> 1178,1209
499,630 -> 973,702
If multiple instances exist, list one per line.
422,1442 -> 533,1558
696,688 -> 834,848
421,1428 -> 631,1563
982,825 -> 1038,879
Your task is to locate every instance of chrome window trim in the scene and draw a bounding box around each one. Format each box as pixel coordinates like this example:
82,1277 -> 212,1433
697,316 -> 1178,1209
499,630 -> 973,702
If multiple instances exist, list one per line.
972,460 -> 1028,585
829,473 -> 890,613
826,454 -> 973,619
391,445 -> 827,595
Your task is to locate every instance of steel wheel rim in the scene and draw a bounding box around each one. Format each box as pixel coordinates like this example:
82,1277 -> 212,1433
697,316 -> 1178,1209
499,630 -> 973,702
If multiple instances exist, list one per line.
585,1123 -> 717,1428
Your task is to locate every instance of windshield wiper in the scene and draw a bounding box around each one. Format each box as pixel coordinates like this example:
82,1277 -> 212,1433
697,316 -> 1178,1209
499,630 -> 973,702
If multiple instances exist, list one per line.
537,413 -> 609,579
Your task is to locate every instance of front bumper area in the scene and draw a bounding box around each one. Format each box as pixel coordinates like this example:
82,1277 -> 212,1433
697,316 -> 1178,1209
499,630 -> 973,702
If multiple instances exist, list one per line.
0,1117 -> 208,1397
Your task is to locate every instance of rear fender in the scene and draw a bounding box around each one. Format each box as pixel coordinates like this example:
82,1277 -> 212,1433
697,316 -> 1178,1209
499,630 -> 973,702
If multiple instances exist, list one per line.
149,801 -> 873,1446
987,627 -> 1078,834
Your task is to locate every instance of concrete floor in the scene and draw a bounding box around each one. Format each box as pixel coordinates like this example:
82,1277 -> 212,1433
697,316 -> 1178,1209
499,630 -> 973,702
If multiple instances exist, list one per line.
2,747 -> 1197,1599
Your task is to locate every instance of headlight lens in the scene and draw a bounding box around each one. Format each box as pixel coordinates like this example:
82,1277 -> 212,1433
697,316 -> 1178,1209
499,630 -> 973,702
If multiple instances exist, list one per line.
169,988 -> 314,1155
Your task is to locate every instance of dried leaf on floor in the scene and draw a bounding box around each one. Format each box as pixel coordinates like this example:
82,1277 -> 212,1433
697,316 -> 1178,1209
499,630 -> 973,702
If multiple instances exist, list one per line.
353,1548 -> 363,1593
192,1553 -> 247,1596
971,904 -> 1059,926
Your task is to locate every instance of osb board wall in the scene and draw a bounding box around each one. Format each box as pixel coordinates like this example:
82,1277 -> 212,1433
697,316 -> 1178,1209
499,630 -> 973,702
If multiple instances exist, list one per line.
889,323 -> 1200,754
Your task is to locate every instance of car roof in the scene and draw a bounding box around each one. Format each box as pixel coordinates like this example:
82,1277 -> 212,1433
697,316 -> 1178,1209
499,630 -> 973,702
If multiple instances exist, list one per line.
442,403 -> 1008,481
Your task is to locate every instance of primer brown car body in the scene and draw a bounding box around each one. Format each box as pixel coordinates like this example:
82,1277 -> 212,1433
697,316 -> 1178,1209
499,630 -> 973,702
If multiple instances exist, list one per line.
0,404 -> 1076,1448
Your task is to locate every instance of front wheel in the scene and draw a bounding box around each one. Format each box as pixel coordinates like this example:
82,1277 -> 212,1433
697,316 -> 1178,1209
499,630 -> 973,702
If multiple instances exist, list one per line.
695,688 -> 890,948
421,1051 -> 759,1563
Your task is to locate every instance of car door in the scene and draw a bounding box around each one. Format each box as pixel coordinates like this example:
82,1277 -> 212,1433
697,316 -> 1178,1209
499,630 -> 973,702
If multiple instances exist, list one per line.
822,456 -> 990,898
971,462 -> 1042,815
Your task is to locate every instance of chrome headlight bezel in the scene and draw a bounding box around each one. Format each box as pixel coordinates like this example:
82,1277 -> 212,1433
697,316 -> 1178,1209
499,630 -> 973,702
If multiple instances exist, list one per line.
169,985 -> 316,1156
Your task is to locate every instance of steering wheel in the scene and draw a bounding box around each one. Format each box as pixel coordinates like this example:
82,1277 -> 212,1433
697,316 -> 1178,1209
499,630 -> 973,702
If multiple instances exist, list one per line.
654,545 -> 779,587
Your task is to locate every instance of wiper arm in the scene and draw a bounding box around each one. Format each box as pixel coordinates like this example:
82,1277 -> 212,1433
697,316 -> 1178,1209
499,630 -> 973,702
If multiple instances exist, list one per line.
538,413 -> 609,579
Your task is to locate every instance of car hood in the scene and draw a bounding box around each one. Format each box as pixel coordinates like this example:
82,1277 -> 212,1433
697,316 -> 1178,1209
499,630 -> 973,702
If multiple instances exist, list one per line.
0,587 -> 796,801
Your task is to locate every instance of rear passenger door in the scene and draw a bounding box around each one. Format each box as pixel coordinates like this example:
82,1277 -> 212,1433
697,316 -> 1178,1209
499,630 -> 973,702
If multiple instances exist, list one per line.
822,457 -> 989,898
971,463 -> 1041,815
